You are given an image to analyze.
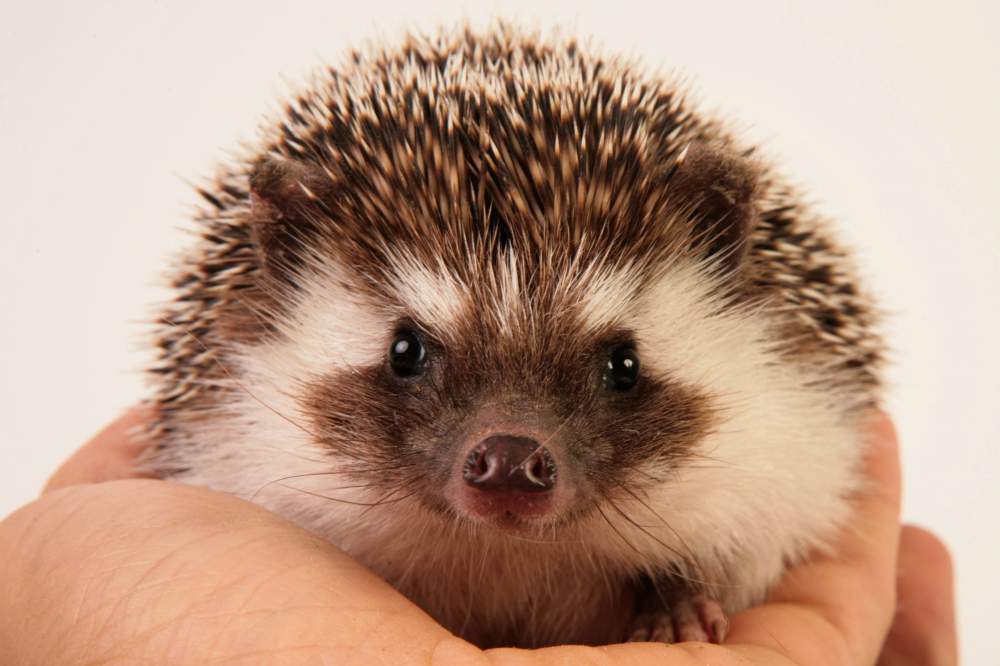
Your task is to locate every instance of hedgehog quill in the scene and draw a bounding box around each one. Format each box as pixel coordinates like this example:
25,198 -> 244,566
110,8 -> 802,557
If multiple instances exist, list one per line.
147,24 -> 884,648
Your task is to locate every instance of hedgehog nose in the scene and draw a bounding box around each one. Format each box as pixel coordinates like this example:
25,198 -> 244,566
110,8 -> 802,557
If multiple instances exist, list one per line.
462,436 -> 556,492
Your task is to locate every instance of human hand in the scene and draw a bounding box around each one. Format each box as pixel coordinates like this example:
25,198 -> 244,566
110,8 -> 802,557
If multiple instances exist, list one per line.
0,409 -> 956,664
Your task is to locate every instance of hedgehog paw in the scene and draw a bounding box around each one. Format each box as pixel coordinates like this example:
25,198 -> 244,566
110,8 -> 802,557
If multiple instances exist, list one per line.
626,594 -> 728,644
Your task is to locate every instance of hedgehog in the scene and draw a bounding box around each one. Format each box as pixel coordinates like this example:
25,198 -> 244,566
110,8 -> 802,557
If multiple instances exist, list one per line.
146,24 -> 884,648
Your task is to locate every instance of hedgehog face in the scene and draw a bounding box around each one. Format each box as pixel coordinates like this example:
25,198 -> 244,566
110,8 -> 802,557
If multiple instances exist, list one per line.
292,252 -> 714,534
235,135 -> 757,535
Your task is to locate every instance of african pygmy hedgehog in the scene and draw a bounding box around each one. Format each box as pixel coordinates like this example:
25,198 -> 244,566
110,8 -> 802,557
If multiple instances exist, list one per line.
147,23 -> 884,648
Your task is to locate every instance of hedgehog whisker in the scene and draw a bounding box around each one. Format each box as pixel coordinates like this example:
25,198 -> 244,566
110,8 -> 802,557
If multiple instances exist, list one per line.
357,477 -> 425,518
507,402 -> 583,480
275,479 -> 418,508
610,479 -> 703,571
603,495 -> 713,588
594,502 -> 643,558
611,482 -> 746,591
250,471 -> 392,502
460,526 -> 493,637
392,517 -> 434,591
364,486 -> 423,514
317,443 -> 425,472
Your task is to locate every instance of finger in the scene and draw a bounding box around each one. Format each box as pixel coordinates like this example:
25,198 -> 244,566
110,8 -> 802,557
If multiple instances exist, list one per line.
726,412 -> 903,666
1,480 -> 457,665
485,642 -> 769,666
877,526 -> 958,666
43,405 -> 154,493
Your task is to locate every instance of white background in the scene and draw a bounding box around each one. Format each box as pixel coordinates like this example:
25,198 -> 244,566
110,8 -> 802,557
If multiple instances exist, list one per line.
1,1 -> 996,661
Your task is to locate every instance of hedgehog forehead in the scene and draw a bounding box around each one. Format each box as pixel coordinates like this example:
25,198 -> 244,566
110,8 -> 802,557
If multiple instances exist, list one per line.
382,252 -> 466,332
380,248 -> 646,343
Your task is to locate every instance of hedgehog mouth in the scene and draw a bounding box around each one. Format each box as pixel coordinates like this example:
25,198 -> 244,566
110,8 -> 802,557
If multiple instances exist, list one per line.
414,484 -> 595,539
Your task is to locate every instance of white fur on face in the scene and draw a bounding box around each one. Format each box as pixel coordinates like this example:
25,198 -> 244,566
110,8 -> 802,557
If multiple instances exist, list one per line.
568,259 -> 644,333
481,251 -> 524,333
385,252 -> 467,336
163,261 -> 391,513
577,260 -> 868,610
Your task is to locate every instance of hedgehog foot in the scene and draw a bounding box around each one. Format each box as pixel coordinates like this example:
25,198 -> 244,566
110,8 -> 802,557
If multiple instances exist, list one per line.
626,593 -> 728,644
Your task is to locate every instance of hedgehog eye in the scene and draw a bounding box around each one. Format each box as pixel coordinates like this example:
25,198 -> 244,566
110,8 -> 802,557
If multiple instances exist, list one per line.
389,330 -> 427,377
604,345 -> 640,391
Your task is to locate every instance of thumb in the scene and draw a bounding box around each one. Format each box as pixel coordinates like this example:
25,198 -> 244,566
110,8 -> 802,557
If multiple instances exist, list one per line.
877,525 -> 958,666
43,406 -> 154,493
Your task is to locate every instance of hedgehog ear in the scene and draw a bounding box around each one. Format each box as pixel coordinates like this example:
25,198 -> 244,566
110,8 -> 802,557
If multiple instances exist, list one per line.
248,155 -> 328,278
670,141 -> 761,275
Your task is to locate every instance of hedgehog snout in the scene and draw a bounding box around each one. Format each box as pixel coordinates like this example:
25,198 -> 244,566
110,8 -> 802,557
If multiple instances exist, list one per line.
462,435 -> 557,492
445,424 -> 577,531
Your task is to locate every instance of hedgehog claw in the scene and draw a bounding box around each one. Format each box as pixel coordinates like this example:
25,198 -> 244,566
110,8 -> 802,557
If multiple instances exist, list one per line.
626,593 -> 727,644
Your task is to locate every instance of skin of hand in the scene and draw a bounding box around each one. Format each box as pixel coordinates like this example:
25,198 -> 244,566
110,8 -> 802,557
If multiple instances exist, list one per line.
0,409 -> 957,665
